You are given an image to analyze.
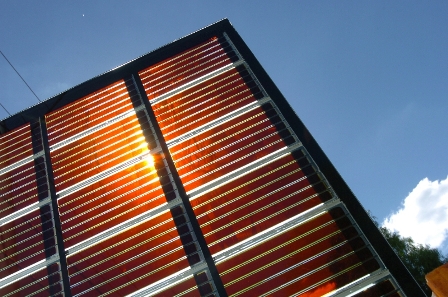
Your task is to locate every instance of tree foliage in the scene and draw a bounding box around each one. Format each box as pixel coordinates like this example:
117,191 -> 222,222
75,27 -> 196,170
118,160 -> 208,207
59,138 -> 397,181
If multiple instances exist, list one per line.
379,226 -> 447,296
362,211 -> 447,296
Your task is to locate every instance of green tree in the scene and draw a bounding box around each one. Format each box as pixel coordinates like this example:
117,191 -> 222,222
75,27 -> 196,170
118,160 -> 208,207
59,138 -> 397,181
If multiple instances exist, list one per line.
369,212 -> 447,296
379,226 -> 446,296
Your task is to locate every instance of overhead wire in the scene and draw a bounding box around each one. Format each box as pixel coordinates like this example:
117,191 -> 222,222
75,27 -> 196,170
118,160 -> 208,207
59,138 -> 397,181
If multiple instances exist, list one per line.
1,49 -> 42,103
0,102 -> 11,116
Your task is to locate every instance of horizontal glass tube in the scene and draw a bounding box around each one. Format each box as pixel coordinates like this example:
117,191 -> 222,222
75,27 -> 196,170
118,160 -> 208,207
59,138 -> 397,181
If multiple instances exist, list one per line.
50,115 -> 142,168
45,81 -> 134,147
0,125 -> 33,170
170,108 -> 274,164
139,36 -> 235,99
58,157 -> 162,246
203,188 -> 328,254
279,256 -> 379,297
152,68 -> 257,142
152,67 -> 244,118
140,38 -> 222,83
67,211 -> 190,296
0,209 -> 48,279
45,80 -> 127,127
216,209 -> 380,296
352,279 -> 399,297
225,238 -> 376,296
50,115 -> 148,191
0,162 -> 38,219
152,276 -> 200,297
0,264 -> 62,297
170,108 -> 290,192
191,153 -> 308,211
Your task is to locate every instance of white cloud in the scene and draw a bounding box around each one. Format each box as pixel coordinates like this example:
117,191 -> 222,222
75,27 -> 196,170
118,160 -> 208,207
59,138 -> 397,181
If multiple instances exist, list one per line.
382,176 -> 448,249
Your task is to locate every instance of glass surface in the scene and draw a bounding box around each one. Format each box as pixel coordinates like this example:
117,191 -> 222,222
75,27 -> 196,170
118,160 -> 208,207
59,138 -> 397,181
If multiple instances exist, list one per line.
67,211 -> 190,296
50,114 -> 148,192
0,209 -> 48,279
0,161 -> 38,219
216,209 -> 380,296
352,279 -> 400,297
58,159 -> 162,247
170,107 -> 271,160
0,124 -> 33,170
45,80 -> 133,147
189,153 -> 331,253
170,107 -> 289,192
152,68 -> 257,141
139,36 -> 235,100
152,276 -> 200,297
0,264 -> 62,297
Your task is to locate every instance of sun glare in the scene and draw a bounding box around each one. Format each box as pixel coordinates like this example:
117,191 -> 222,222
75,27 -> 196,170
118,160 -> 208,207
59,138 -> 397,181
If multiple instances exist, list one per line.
143,153 -> 155,169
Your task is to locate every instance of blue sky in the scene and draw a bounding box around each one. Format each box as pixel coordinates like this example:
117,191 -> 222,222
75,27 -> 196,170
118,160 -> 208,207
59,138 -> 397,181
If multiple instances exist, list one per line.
1,1 -> 447,253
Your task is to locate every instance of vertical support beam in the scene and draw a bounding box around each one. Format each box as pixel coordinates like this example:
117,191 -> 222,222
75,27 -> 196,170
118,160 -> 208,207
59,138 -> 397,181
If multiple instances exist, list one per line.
130,74 -> 228,297
31,118 -> 72,297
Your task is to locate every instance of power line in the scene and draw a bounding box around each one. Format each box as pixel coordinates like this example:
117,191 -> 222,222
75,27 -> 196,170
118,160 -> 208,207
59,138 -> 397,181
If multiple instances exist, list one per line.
0,102 -> 11,116
1,50 -> 41,103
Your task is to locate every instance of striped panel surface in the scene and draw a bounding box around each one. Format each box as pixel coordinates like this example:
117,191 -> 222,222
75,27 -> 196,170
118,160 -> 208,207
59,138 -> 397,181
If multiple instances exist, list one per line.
216,208 -> 380,296
66,210 -> 191,296
139,35 -> 238,100
0,161 -> 40,219
144,34 -> 397,296
151,66 -> 261,142
168,103 -> 294,193
49,112 -> 149,192
0,264 -> 63,297
45,80 -> 134,147
58,157 -> 165,248
0,124 -> 33,170
0,206 -> 56,279
191,151 -> 332,255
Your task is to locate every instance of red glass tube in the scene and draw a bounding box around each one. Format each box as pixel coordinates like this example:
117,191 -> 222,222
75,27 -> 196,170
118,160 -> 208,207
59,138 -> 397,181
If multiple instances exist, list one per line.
50,115 -> 148,192
0,209 -> 47,279
219,224 -> 354,289
0,124 -> 33,170
217,209 -> 380,297
140,38 -> 223,87
170,108 -> 289,192
169,107 -> 271,160
58,160 -> 164,247
139,36 -> 234,100
152,69 -> 257,142
0,265 -> 62,297
0,162 -> 38,219
152,68 -> 244,118
171,110 -> 276,169
50,115 -> 142,167
152,276 -> 200,297
228,243 -> 376,296
67,211 -> 190,296
45,81 -> 127,128
45,81 -> 134,147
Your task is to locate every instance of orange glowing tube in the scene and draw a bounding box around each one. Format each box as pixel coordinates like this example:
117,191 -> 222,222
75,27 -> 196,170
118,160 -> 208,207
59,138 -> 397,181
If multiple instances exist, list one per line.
0,209 -> 47,279
67,211 -> 190,296
0,162 -> 38,218
139,36 -> 235,99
